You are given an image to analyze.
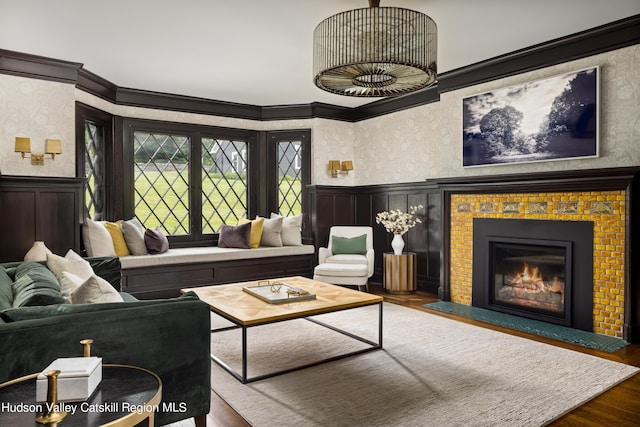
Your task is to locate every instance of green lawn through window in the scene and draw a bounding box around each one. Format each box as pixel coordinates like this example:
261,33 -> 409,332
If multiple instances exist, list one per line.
135,170 -> 301,235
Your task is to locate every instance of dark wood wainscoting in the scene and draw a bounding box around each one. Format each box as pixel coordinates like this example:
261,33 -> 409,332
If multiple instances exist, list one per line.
0,176 -> 83,262
309,184 -> 442,293
310,166 -> 640,342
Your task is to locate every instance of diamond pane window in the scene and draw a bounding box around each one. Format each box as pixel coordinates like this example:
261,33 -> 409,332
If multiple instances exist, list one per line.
83,120 -> 104,220
277,140 -> 302,216
133,132 -> 190,235
202,138 -> 248,234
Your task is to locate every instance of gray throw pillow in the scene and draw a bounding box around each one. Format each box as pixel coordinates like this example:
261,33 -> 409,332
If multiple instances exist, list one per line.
259,216 -> 283,247
144,227 -> 169,254
63,272 -> 124,304
271,213 -> 303,246
218,222 -> 251,249
121,218 -> 148,255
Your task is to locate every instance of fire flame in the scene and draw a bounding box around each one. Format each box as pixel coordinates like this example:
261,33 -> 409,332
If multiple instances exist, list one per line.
515,263 -> 544,290
508,263 -> 564,299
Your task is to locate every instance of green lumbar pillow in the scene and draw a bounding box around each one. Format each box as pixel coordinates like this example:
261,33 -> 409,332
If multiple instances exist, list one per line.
12,262 -> 66,307
331,234 -> 367,255
0,267 -> 14,310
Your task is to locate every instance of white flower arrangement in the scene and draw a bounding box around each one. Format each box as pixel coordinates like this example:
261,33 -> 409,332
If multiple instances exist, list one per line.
375,205 -> 423,235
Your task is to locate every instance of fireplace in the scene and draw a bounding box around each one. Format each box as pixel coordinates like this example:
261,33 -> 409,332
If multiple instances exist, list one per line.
472,218 -> 593,331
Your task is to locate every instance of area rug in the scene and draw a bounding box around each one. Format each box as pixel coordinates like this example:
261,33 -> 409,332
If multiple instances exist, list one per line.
210,302 -> 638,427
424,301 -> 629,353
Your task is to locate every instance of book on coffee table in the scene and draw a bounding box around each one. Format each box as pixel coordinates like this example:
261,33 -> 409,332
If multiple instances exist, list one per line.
242,282 -> 316,304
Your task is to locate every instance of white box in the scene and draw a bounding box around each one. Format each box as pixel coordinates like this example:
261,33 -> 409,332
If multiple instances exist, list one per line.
36,357 -> 102,402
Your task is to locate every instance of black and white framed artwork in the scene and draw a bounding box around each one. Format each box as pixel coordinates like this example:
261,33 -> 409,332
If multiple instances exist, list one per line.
462,67 -> 599,167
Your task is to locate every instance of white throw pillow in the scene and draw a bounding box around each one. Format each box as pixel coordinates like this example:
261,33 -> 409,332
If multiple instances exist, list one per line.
257,216 -> 283,247
64,272 -> 124,304
121,218 -> 148,256
59,271 -> 85,299
82,219 -> 117,257
47,250 -> 94,285
271,213 -> 302,246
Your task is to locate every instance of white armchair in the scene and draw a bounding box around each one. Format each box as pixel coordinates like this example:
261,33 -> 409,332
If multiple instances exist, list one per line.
314,226 -> 374,291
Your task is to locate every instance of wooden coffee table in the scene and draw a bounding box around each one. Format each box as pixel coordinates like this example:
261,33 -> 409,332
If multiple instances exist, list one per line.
183,276 -> 383,383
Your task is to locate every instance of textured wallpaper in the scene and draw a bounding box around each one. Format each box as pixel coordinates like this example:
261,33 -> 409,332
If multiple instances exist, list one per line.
352,45 -> 640,185
1,45 -> 638,185
0,74 -> 76,176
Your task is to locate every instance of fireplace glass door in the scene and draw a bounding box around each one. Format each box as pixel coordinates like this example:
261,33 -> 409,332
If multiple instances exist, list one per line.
489,238 -> 572,319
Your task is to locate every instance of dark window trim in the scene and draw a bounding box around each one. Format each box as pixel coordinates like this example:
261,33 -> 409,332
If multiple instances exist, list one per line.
265,130 -> 311,221
75,102 -> 115,220
122,118 -> 264,246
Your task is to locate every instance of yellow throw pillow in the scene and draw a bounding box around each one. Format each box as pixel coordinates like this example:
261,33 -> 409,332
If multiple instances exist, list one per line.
104,221 -> 131,256
238,217 -> 264,249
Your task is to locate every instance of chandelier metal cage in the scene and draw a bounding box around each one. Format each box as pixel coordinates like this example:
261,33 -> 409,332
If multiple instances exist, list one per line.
313,3 -> 437,97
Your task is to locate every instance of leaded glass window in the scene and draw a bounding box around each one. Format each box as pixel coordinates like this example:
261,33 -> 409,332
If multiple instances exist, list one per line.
133,132 -> 190,235
83,120 -> 104,220
277,140 -> 303,216
202,138 -> 248,233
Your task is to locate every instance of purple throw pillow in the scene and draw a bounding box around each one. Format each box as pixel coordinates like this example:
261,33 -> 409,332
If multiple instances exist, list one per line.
218,222 -> 251,249
144,227 -> 169,254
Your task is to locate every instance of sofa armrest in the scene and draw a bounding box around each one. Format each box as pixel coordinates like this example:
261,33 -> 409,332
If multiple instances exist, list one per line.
318,247 -> 331,264
0,294 -> 211,425
87,256 -> 122,291
366,248 -> 375,277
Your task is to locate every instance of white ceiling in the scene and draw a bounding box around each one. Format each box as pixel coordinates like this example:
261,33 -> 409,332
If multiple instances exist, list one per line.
1,0 -> 639,108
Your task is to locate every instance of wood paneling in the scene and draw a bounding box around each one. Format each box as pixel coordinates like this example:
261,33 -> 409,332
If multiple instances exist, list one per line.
309,187 -> 357,250
0,176 -> 83,262
309,184 -> 442,293
122,254 -> 315,299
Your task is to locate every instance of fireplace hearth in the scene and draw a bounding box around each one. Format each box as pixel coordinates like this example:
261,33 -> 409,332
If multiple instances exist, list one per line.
473,218 -> 593,331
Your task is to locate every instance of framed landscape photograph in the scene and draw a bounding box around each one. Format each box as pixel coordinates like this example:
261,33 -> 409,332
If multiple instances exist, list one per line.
462,66 -> 599,167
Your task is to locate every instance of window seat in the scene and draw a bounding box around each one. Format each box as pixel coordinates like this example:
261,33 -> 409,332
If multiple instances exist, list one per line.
119,245 -> 316,299
119,245 -> 314,269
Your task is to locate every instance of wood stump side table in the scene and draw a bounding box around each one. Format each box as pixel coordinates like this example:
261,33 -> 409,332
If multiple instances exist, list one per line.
383,252 -> 417,294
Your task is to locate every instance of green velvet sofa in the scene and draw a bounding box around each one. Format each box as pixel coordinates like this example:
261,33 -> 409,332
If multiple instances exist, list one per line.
0,257 -> 211,426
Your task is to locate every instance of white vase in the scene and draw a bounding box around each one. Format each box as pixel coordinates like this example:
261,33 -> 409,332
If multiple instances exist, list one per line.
391,234 -> 404,255
24,241 -> 52,261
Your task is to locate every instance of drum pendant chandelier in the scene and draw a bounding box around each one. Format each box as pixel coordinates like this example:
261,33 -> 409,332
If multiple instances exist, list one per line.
313,0 -> 437,97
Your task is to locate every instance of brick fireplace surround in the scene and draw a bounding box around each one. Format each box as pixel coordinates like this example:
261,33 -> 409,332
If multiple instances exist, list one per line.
450,190 -> 625,337
441,167 -> 640,341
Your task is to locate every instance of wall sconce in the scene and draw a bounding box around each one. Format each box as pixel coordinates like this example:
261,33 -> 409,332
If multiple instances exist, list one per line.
15,137 -> 62,165
327,160 -> 353,178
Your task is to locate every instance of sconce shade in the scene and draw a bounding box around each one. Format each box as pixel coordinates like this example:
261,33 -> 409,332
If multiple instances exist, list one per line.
328,160 -> 341,171
15,137 -> 31,154
341,161 -> 354,171
45,139 -> 62,155
327,160 -> 354,177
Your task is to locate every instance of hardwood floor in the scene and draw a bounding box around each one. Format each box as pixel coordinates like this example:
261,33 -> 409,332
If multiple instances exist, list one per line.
206,285 -> 640,427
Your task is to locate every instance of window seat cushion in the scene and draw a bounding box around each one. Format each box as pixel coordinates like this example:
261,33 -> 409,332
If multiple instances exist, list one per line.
119,245 -> 315,270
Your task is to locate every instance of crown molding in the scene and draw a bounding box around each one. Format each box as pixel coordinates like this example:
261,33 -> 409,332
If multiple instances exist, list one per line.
436,13 -> 640,94
1,14 -> 638,122
0,48 -> 81,83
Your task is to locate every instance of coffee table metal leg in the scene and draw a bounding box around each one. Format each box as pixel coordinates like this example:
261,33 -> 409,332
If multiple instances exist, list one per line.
242,326 -> 248,383
211,302 -> 383,383
379,300 -> 383,348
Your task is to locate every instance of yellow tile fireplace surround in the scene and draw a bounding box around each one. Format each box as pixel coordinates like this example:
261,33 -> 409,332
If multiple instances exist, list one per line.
450,190 -> 625,338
